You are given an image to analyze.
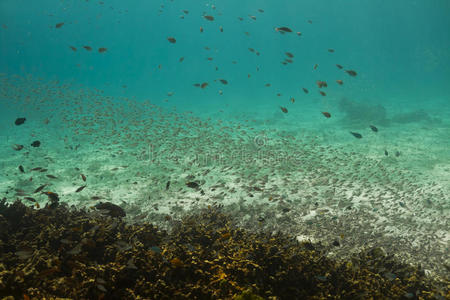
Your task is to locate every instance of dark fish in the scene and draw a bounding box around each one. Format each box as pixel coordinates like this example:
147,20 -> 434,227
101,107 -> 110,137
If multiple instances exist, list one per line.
276,27 -> 292,33
285,52 -> 294,58
182,10 -> 189,14
75,185 -> 87,193
186,181 -> 199,189
258,9 -> 264,13
39,169 -> 48,172
369,125 -> 378,132
12,144 -> 24,151
69,46 -> 77,51
165,181 -> 170,190
395,151 -> 401,157
265,83 -> 271,87
316,81 -> 327,88
345,70 -> 357,77
55,22 -> 64,28
46,174 -> 57,179
31,141 -> 41,147
319,91 -> 326,96
336,64 -> 343,69
31,167 -> 42,171
15,117 -> 26,125
98,47 -> 107,53
384,150 -> 388,156
200,82 -> 208,89
193,83 -> 201,87
302,88 -> 309,94
24,197 -> 36,202
336,80 -> 343,85
328,49 -> 335,53
219,79 -> 228,85
203,15 -> 214,21
350,132 -> 362,139
83,46 -> 92,51
34,184 -> 47,193
313,64 -> 318,70
19,165 -> 25,173
81,174 -> 87,182
179,57 -> 184,62
321,112 -> 331,118
167,37 -> 176,44
280,106 -> 288,113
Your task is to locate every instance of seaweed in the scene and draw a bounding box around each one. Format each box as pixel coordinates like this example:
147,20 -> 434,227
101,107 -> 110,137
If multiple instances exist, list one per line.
0,200 -> 447,299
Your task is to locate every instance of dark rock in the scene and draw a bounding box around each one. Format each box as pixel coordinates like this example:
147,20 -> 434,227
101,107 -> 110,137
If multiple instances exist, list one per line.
95,202 -> 126,218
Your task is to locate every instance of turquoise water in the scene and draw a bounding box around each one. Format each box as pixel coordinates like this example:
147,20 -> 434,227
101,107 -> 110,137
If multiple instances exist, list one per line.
1,0 -> 449,281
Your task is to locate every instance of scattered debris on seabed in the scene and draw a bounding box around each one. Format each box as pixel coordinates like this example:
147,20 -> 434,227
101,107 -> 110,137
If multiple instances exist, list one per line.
0,199 -> 448,299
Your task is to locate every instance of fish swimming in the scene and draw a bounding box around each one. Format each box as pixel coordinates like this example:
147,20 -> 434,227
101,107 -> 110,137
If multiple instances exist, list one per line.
31,141 -> 41,147
12,144 -> 24,151
345,70 -> 357,77
75,185 -> 87,193
15,117 -> 26,125
316,81 -> 327,88
275,27 -> 292,33
34,184 -> 47,193
350,132 -> 362,139
369,125 -> 378,132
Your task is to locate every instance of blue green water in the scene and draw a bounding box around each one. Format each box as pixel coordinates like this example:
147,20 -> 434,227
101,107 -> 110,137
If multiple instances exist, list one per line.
1,0 -> 450,111
0,0 -> 449,280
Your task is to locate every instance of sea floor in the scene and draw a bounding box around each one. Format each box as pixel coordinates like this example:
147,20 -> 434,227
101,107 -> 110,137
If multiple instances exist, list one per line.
0,77 -> 449,281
